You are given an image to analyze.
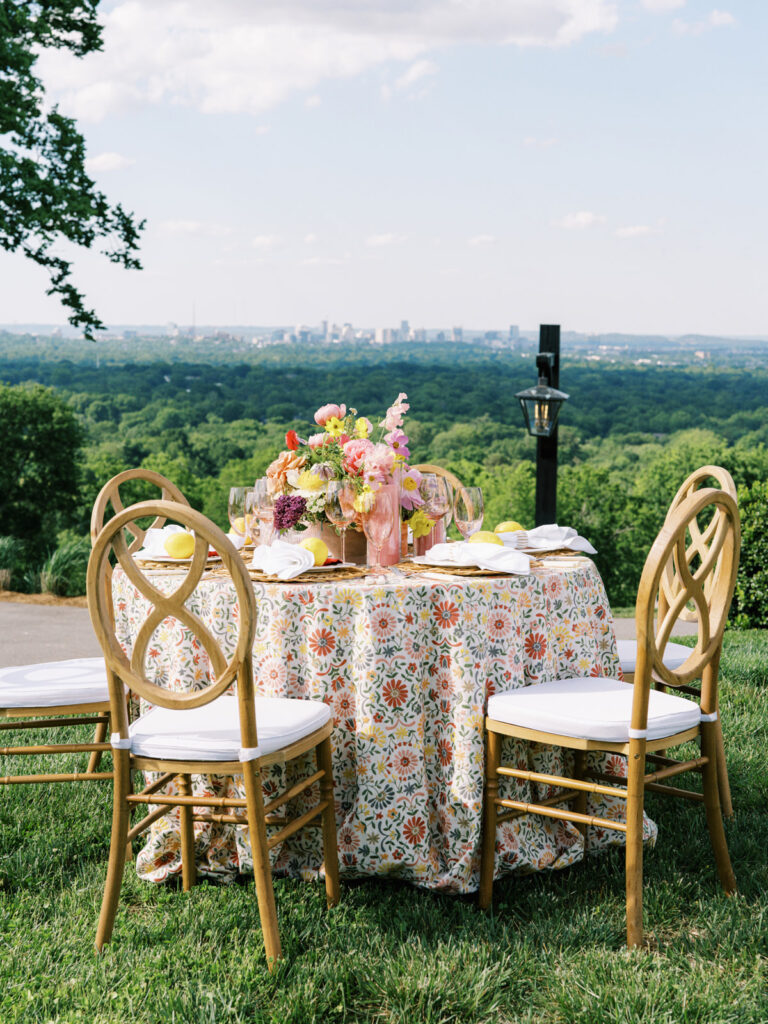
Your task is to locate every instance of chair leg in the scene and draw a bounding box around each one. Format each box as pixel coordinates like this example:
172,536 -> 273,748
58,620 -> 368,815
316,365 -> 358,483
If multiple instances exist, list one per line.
95,750 -> 131,952
714,718 -> 733,818
479,728 -> 500,910
178,773 -> 197,892
625,739 -> 646,948
86,718 -> 108,773
242,763 -> 282,969
572,750 -> 588,836
700,722 -> 736,894
316,737 -> 340,908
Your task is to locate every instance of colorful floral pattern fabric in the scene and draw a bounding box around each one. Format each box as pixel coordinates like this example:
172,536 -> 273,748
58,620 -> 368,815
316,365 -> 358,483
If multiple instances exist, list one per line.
113,562 -> 657,893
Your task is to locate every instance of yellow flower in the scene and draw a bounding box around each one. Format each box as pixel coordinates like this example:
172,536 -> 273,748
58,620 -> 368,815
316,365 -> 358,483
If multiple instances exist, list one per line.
409,509 -> 434,538
296,469 -> 324,491
353,487 -> 375,514
325,416 -> 345,436
354,417 -> 372,438
402,475 -> 418,492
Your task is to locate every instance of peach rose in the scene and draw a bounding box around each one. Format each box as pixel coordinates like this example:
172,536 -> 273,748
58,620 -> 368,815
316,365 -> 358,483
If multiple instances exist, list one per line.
266,450 -> 306,494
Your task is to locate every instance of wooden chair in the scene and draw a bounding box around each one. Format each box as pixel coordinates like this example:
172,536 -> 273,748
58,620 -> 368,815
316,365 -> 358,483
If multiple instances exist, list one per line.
479,487 -> 739,947
617,465 -> 737,815
0,469 -> 189,789
411,463 -> 463,494
87,499 -> 339,968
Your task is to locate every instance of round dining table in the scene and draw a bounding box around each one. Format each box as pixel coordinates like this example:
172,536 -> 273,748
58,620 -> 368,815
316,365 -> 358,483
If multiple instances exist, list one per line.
112,557 -> 657,893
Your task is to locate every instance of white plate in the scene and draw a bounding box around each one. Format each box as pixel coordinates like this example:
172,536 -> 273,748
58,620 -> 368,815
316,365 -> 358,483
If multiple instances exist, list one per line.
135,552 -> 222,564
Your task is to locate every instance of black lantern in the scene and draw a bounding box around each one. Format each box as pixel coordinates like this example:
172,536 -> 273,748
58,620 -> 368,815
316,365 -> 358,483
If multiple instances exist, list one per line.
515,352 -> 569,438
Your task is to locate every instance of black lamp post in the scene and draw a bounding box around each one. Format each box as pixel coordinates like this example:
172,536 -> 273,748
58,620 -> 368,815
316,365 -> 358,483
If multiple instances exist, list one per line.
515,325 -> 569,526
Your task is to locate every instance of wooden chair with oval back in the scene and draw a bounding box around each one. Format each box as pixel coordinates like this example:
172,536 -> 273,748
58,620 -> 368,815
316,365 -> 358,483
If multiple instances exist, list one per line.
616,465 -> 738,816
87,499 -> 339,968
0,469 -> 189,791
410,463 -> 464,545
479,487 -> 739,947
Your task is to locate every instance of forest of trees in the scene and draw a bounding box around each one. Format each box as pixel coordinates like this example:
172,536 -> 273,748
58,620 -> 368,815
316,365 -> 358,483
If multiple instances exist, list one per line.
1,334 -> 767,621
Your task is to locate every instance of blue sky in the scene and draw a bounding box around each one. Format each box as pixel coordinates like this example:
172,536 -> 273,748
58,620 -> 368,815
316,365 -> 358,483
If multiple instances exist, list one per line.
2,0 -> 765,335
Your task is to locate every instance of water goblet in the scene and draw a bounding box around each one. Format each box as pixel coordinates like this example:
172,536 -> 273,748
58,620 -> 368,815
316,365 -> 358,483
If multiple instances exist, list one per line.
419,474 -> 451,522
253,478 -> 276,545
228,487 -> 250,542
453,486 -> 484,541
325,481 -> 356,563
362,488 -> 396,571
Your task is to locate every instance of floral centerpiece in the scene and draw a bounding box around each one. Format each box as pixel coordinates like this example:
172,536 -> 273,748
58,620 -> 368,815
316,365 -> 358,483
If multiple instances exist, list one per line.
265,393 -> 435,541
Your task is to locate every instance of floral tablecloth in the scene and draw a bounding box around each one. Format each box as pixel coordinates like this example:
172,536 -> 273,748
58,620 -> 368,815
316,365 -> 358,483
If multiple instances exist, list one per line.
113,560 -> 656,893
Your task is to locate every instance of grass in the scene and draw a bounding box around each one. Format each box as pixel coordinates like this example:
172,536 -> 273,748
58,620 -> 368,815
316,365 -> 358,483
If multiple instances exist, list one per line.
1,632 -> 767,1023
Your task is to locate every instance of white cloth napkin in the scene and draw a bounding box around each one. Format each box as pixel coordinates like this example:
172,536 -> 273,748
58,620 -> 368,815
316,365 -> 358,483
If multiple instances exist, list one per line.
225,531 -> 246,551
496,524 -> 596,554
250,540 -> 315,580
136,525 -> 188,558
413,541 -> 531,574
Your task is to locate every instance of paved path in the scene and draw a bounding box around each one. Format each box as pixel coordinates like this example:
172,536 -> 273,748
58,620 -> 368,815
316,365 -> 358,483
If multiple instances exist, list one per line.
0,603 -> 101,667
0,601 -> 696,668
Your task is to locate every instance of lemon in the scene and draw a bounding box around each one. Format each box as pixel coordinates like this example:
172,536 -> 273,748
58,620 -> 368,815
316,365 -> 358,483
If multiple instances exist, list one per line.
468,531 -> 503,546
495,520 -> 525,533
299,536 -> 329,566
233,516 -> 247,534
164,532 -> 196,559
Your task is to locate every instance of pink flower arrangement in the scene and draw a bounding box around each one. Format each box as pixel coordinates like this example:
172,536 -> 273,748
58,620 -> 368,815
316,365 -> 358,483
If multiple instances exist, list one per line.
264,393 -> 421,527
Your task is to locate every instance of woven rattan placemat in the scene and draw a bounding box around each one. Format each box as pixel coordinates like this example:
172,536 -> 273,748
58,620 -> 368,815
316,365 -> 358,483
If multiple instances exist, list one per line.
209,564 -> 370,584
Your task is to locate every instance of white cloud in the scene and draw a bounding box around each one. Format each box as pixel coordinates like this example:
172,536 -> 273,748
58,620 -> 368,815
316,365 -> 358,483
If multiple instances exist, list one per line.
37,0 -> 619,122
84,151 -> 135,173
522,136 -> 558,148
252,234 -> 280,249
303,233 -> 318,244
641,0 -> 685,12
365,233 -> 407,247
394,59 -> 438,92
468,234 -> 497,246
614,224 -> 659,238
673,9 -> 735,34
554,211 -> 606,230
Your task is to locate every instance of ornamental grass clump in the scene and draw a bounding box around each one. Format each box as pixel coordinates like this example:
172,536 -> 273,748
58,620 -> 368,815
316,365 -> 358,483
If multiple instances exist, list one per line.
40,533 -> 91,597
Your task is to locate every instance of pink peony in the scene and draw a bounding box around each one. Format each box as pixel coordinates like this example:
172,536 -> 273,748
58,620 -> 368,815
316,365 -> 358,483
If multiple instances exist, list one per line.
363,442 -> 396,486
342,438 -> 373,476
308,433 -> 332,449
314,403 -> 347,426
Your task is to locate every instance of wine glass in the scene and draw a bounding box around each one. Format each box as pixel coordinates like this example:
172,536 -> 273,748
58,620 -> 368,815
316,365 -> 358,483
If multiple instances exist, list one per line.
228,487 -> 250,542
243,489 -> 257,546
253,478 -> 276,545
325,481 -> 356,563
419,474 -> 451,522
362,488 -> 396,570
453,486 -> 484,541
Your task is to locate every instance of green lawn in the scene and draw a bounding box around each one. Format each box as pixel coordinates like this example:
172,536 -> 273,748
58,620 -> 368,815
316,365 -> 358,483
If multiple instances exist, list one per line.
1,632 -> 767,1024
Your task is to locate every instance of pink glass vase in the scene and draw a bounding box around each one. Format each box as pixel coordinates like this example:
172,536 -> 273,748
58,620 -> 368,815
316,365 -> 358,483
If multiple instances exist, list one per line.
366,473 -> 402,567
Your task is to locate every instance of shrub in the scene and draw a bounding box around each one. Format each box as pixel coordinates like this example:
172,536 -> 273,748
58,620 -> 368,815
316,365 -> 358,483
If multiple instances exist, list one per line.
732,480 -> 768,628
40,532 -> 91,597
0,535 -> 22,589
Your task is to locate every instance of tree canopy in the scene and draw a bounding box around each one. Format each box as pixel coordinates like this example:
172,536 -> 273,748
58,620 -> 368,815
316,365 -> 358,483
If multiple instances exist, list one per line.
0,1 -> 144,336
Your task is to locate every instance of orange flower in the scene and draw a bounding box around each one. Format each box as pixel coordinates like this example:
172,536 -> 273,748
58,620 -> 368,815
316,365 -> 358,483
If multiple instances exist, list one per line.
266,450 -> 306,494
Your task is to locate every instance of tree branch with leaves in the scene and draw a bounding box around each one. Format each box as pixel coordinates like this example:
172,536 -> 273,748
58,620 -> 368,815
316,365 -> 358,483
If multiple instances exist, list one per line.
0,0 -> 144,337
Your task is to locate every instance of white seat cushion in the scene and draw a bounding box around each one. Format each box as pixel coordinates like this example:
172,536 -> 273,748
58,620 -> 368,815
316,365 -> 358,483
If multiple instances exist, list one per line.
128,694 -> 330,761
487,676 -> 701,743
0,657 -> 109,709
617,639 -> 692,675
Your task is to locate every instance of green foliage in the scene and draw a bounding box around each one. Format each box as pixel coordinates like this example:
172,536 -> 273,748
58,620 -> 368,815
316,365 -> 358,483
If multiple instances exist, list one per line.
0,534 -> 22,589
0,382 -> 83,540
0,1 -> 143,335
39,530 -> 90,596
733,481 -> 768,629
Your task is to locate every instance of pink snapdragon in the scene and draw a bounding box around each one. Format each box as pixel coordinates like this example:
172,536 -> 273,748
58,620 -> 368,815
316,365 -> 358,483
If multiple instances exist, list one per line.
381,392 -> 409,432
342,438 -> 373,476
385,428 -> 410,460
314,403 -> 347,426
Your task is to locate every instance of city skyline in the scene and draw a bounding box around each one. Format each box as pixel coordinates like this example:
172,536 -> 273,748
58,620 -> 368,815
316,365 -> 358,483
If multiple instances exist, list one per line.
1,0 -> 765,336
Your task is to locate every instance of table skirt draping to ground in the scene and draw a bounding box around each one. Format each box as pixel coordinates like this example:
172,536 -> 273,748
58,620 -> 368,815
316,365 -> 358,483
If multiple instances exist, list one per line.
112,562 -> 657,893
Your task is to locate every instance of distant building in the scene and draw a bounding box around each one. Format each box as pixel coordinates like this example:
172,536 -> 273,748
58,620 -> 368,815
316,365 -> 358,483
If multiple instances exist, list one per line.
452,326 -> 463,343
